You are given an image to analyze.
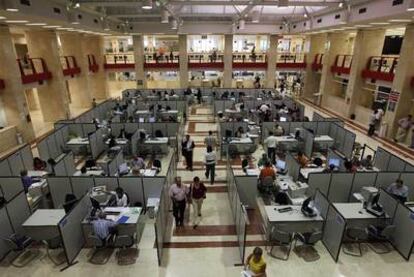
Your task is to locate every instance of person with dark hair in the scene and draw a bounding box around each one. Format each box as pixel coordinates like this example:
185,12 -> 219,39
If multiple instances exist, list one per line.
189,176 -> 207,228
33,157 -> 47,171
204,146 -> 217,185
387,179 -> 408,203
92,211 -> 117,244
79,166 -> 88,176
182,134 -> 195,171
344,160 -> 357,173
114,187 -> 128,207
360,155 -> 373,169
297,151 -> 309,168
204,130 -> 217,149
244,247 -> 267,277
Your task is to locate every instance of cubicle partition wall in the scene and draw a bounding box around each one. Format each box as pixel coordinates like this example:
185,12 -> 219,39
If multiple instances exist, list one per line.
303,129 -> 314,158
321,204 -> 346,262
234,175 -> 258,209
327,173 -> 354,202
313,190 -> 330,220
374,147 -> 414,172
307,173 -> 331,197
54,152 -> 76,176
38,125 -> 69,162
389,203 -> 414,261
58,195 -> 90,270
107,150 -> 124,176
286,152 -> 300,181
328,123 -> 355,159
312,111 -> 344,126
89,128 -> 106,160
0,144 -> 34,176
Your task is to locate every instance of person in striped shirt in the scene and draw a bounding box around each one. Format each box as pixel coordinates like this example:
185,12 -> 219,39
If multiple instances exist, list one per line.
92,211 -> 117,244
204,146 -> 217,184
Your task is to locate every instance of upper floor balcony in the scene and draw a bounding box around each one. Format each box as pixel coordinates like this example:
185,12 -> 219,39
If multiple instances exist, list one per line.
144,52 -> 179,70
312,54 -> 324,72
331,55 -> 352,76
361,56 -> 398,83
87,54 -> 99,73
232,52 -> 267,69
103,53 -> 135,70
17,57 -> 52,85
277,53 -> 307,69
61,56 -> 81,77
188,52 -> 224,70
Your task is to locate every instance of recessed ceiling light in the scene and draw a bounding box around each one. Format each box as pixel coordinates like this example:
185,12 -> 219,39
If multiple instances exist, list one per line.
354,24 -> 371,28
71,22 -> 80,25
43,25 -> 61,28
370,22 -> 390,25
57,27 -> 74,30
339,2 -> 344,8
407,8 -> 414,12
0,16 -> 6,20
388,19 -> 411,23
5,20 -> 29,23
6,8 -> 19,12
26,23 -> 47,26
142,0 -> 153,10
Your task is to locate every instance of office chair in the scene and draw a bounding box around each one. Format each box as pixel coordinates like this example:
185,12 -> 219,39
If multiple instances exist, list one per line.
365,224 -> 395,254
88,234 -> 113,265
267,226 -> 294,261
42,239 -> 66,266
294,230 -> 323,262
342,227 -> 369,257
3,234 -> 40,267
114,233 -> 138,265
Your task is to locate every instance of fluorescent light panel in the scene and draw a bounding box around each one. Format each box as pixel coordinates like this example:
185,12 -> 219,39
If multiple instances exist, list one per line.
5,20 -> 29,23
26,23 -> 47,26
388,19 -> 411,22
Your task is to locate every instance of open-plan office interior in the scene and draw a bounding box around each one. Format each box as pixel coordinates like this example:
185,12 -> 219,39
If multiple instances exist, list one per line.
1,1 -> 414,276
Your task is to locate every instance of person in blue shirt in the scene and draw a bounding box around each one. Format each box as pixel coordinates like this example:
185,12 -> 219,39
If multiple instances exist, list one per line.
20,170 -> 33,193
92,211 -> 118,244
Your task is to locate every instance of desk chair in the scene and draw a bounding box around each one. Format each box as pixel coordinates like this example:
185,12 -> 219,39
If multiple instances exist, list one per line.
114,233 -> 138,265
88,234 -> 113,265
366,224 -> 395,254
342,227 -> 369,257
294,230 -> 323,262
3,234 -> 40,267
42,239 -> 65,266
267,226 -> 294,261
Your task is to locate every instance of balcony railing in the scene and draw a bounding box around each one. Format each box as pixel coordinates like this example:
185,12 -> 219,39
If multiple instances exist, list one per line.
312,54 -> 324,71
87,54 -> 99,73
232,52 -> 267,69
17,57 -> 52,85
0,79 -> 4,89
103,53 -> 135,70
331,55 -> 352,75
145,52 -> 179,63
188,52 -> 224,69
361,55 -> 398,83
61,56 -> 81,77
277,53 -> 307,69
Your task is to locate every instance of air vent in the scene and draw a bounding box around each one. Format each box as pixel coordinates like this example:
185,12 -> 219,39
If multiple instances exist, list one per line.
293,25 -> 296,29
359,7 -> 367,14
94,19 -> 99,24
53,7 -> 61,14
317,18 -> 322,23
335,14 -> 341,19
20,0 -> 31,6
392,0 -> 404,6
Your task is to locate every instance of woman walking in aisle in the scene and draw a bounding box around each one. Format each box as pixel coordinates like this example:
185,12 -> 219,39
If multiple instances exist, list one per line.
189,176 -> 207,229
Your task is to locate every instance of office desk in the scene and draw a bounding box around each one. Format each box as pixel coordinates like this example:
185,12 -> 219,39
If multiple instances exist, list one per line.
333,203 -> 390,228
74,170 -> 105,176
27,170 -> 49,178
135,110 -> 150,115
300,167 -> 325,179
105,138 -> 129,146
226,137 -> 255,155
143,137 -> 169,154
264,205 -> 324,233
276,176 -> 308,205
67,137 -> 89,146
22,209 -> 66,241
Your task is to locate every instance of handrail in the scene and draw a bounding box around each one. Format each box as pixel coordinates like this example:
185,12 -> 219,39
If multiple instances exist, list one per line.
365,55 -> 398,74
145,52 -> 179,63
61,56 -> 81,77
87,54 -> 99,73
104,53 -> 135,64
232,52 -> 266,63
277,53 -> 306,64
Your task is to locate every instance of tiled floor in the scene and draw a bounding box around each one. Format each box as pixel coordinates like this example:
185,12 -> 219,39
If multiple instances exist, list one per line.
4,100 -> 414,277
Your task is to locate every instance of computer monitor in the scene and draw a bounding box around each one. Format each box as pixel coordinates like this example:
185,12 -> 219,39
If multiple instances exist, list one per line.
301,197 -> 316,217
276,160 -> 286,170
139,118 -> 144,123
280,117 -> 287,122
328,158 -> 340,168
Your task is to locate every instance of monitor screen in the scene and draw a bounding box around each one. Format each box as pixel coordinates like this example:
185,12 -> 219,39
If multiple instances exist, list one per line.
276,160 -> 286,170
328,158 -> 340,167
280,117 -> 287,122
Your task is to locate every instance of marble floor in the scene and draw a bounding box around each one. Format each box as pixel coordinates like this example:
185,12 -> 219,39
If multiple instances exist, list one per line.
3,101 -> 414,277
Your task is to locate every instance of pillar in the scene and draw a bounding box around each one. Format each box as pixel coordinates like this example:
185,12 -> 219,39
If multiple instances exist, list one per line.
178,35 -> 188,88
303,33 -> 327,101
59,33 -> 92,109
25,30 -> 70,121
345,29 -> 386,117
383,24 -> 414,138
133,35 -> 146,89
223,34 -> 233,88
265,35 -> 278,89
319,32 -> 353,112
81,35 -> 108,100
0,26 -> 35,141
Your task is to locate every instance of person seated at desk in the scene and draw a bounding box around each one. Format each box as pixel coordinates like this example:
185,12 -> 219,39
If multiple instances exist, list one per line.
257,153 -> 269,168
20,170 -> 33,193
131,155 -> 146,170
344,160 -> 357,173
259,161 -> 276,182
273,124 -> 284,136
258,103 -> 270,114
63,194 -> 78,213
92,211 -> 118,244
244,247 -> 267,277
118,128 -> 127,139
108,136 -> 116,148
387,179 -> 409,203
242,155 -> 255,173
360,155 -> 373,169
151,159 -> 162,174
312,157 -> 323,167
47,158 -> 57,176
111,187 -> 128,207
33,157 -> 47,171
323,164 -> 338,173
235,127 -> 247,138
296,151 -> 309,168
77,166 -> 88,176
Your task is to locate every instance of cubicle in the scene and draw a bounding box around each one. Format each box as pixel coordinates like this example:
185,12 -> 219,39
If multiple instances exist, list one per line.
374,147 -> 414,173
0,144 -> 33,176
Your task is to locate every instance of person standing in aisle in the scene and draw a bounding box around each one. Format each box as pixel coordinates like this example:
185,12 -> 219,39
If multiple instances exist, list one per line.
264,131 -> 278,163
169,177 -> 189,227
204,145 -> 217,184
204,130 -> 217,149
182,134 -> 195,171
368,109 -> 379,136
394,114 -> 413,143
189,176 -> 207,228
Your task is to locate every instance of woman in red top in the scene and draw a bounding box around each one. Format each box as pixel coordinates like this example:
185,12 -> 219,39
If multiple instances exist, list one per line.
189,176 -> 207,228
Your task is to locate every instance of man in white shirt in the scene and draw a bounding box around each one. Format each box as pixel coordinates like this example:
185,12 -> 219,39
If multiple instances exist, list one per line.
264,131 -> 278,163
394,115 -> 412,143
113,187 -> 128,207
204,146 -> 217,184
259,104 -> 270,114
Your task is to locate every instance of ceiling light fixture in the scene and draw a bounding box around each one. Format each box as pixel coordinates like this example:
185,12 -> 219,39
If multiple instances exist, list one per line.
303,14 -> 308,18
370,22 -> 390,25
171,19 -> 178,30
43,25 -> 61,28
161,9 -> 169,23
339,2 -> 344,8
26,23 -> 47,26
354,24 -> 371,28
239,19 -> 245,30
3,0 -> 19,12
251,10 -> 259,23
388,19 -> 411,22
0,16 -> 6,19
5,20 -> 28,23
142,0 -> 153,10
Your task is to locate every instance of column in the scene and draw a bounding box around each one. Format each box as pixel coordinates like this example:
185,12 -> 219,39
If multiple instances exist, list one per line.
223,34 -> 233,88
25,30 -> 70,121
178,35 -> 188,88
133,35 -> 146,89
345,29 -> 386,117
383,24 -> 414,138
81,35 -> 108,100
303,33 -> 327,101
0,26 -> 35,141
265,35 -> 278,88
319,32 -> 353,112
59,33 -> 92,109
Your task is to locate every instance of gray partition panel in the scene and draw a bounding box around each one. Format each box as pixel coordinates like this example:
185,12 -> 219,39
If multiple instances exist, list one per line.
322,205 -> 346,262
374,147 -> 391,171
388,155 -> 406,172
378,189 -> 398,219
54,159 -> 67,176
316,121 -> 330,136
93,177 -> 118,192
82,124 -> 96,136
0,178 -> 23,201
47,135 -> 60,159
350,172 -> 377,201
303,130 -> 314,158
0,207 -> 14,259
308,173 -> 331,196
6,192 -> 31,235
0,160 -> 12,176
234,176 -> 258,209
59,195 -> 89,265
390,204 -> 414,261
64,152 -> 76,176
335,127 -> 346,152
328,123 -> 338,141
314,190 -> 329,220
342,131 -> 355,159
375,172 -> 400,190
70,177 -> 94,199
328,173 -> 354,202
167,123 -> 179,138
20,145 -> 33,170
142,177 -> 165,206
118,177 -> 144,206
8,151 -> 25,176
399,173 -> 414,201
286,152 -> 300,182
37,139 -> 50,162
404,163 -> 414,172
48,177 -> 73,208
111,124 -> 123,137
